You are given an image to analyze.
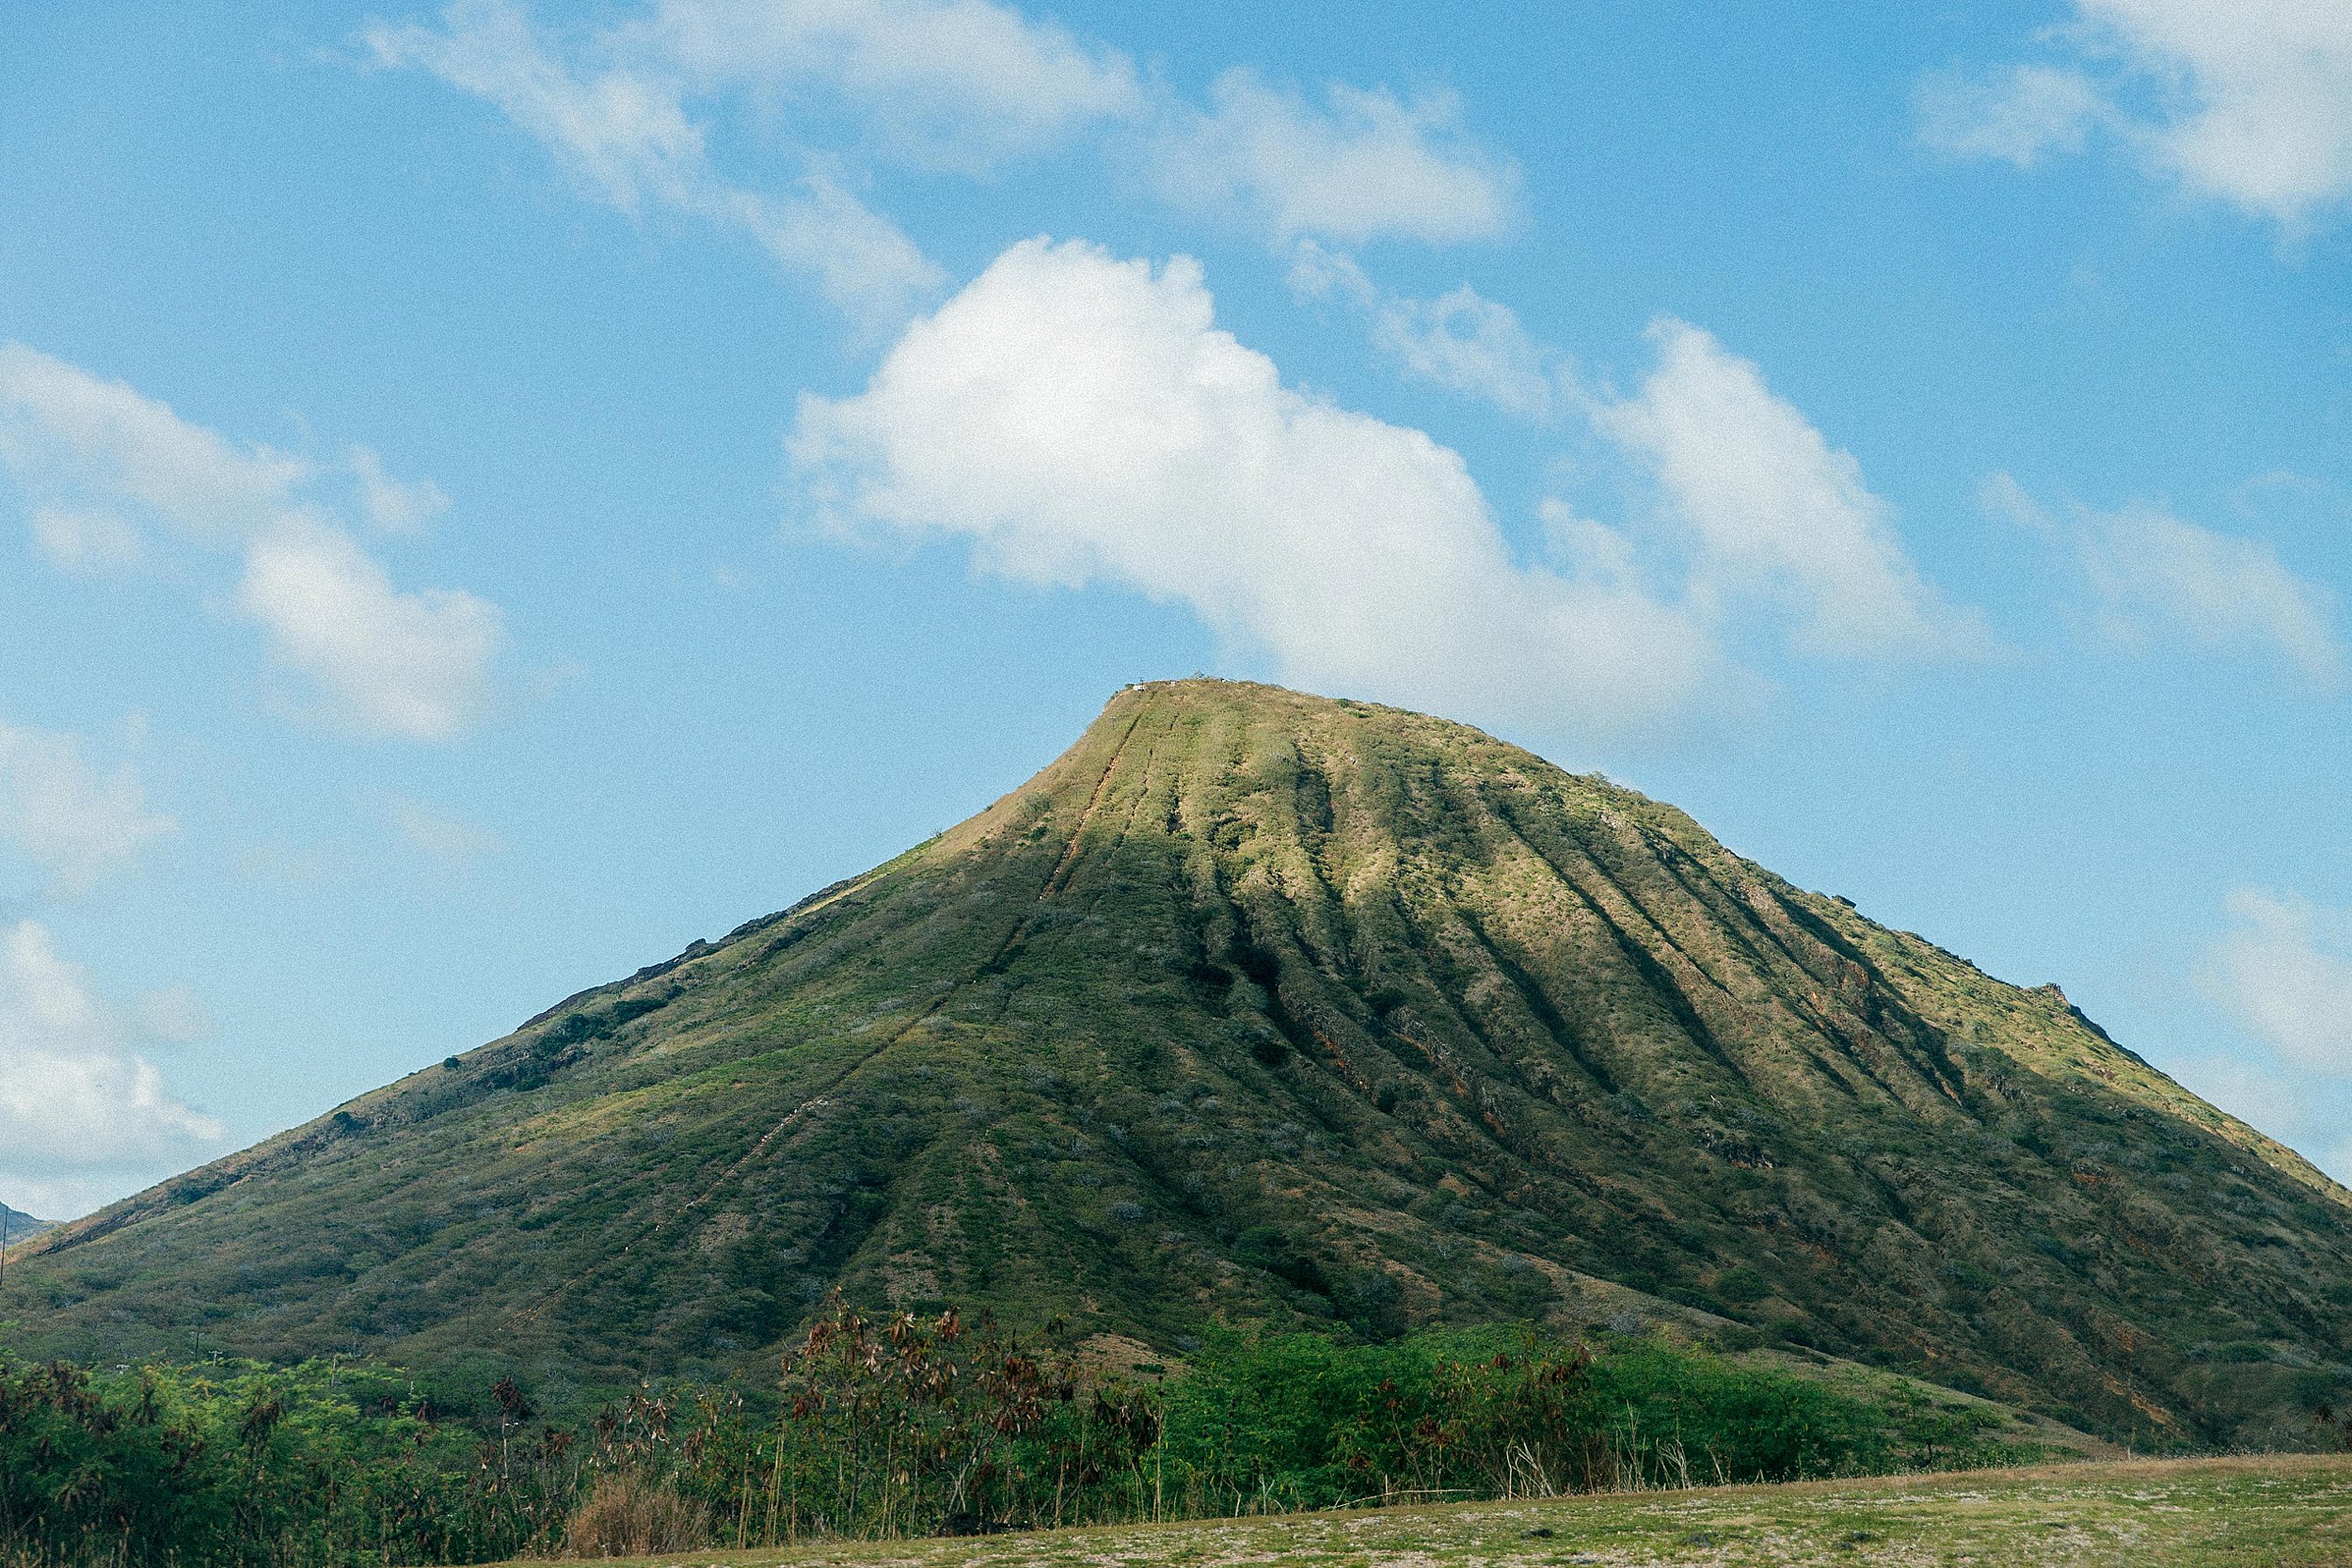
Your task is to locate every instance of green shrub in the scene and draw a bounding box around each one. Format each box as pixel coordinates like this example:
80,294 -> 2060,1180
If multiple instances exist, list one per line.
0,1356 -> 562,1568
1715,1267 -> 1771,1303
0,1308 -> 2045,1566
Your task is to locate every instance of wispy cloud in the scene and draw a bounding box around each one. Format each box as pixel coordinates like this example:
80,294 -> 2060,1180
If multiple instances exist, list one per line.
0,721 -> 174,895
642,0 -> 1145,172
0,343 -> 505,741
1290,244 -> 1559,419
135,985 -> 213,1045
366,0 -> 945,331
368,0 -> 1519,325
2081,506 -> 2344,683
0,343 -> 308,544
1988,473 -> 2343,683
387,795 -> 504,862
351,444 -> 450,534
2207,888 -> 2352,1076
1145,71 -> 1518,247
1918,1 -> 2352,229
29,504 -> 151,574
0,920 -> 224,1222
1915,63 -> 2107,169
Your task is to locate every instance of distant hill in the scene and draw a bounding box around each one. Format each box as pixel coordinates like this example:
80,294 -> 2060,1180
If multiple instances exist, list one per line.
0,1202 -> 50,1243
10,680 -> 2350,1447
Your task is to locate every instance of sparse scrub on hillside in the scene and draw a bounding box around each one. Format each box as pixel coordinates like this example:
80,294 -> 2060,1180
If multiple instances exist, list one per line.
0,1303 -> 2063,1567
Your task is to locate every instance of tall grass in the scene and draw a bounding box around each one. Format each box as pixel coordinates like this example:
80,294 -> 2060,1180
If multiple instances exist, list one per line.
0,1304 -> 2043,1567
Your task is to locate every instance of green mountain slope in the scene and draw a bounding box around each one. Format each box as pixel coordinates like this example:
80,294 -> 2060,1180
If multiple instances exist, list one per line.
10,680 -> 2350,1445
0,1202 -> 49,1242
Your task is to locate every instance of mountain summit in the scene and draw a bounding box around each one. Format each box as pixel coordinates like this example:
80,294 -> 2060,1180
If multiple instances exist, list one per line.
15,680 -> 2350,1444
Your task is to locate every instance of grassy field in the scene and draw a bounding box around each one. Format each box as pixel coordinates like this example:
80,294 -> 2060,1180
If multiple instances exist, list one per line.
542,1456 -> 2352,1568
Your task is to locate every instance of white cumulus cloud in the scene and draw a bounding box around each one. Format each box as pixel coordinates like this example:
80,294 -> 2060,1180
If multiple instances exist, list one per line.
791,237 -> 1710,733
0,343 -> 504,742
2207,889 -> 2352,1075
0,920 -> 224,1222
1294,260 -> 1978,659
1919,1 -> 2352,227
1594,321 -> 1985,658
0,721 -> 175,895
238,520 -> 506,740
1148,70 -> 1518,246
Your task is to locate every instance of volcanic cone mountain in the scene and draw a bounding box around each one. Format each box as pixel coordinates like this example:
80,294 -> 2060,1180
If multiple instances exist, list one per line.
14,681 -> 2352,1445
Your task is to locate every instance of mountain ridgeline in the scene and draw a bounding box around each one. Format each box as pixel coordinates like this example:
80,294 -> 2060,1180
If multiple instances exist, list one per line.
12,681 -> 2351,1447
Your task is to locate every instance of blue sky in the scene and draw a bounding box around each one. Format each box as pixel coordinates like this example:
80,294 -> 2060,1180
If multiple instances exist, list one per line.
4,0 -> 2351,1220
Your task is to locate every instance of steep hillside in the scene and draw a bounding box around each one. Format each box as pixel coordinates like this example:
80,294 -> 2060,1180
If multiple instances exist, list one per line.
10,680 -> 2350,1446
